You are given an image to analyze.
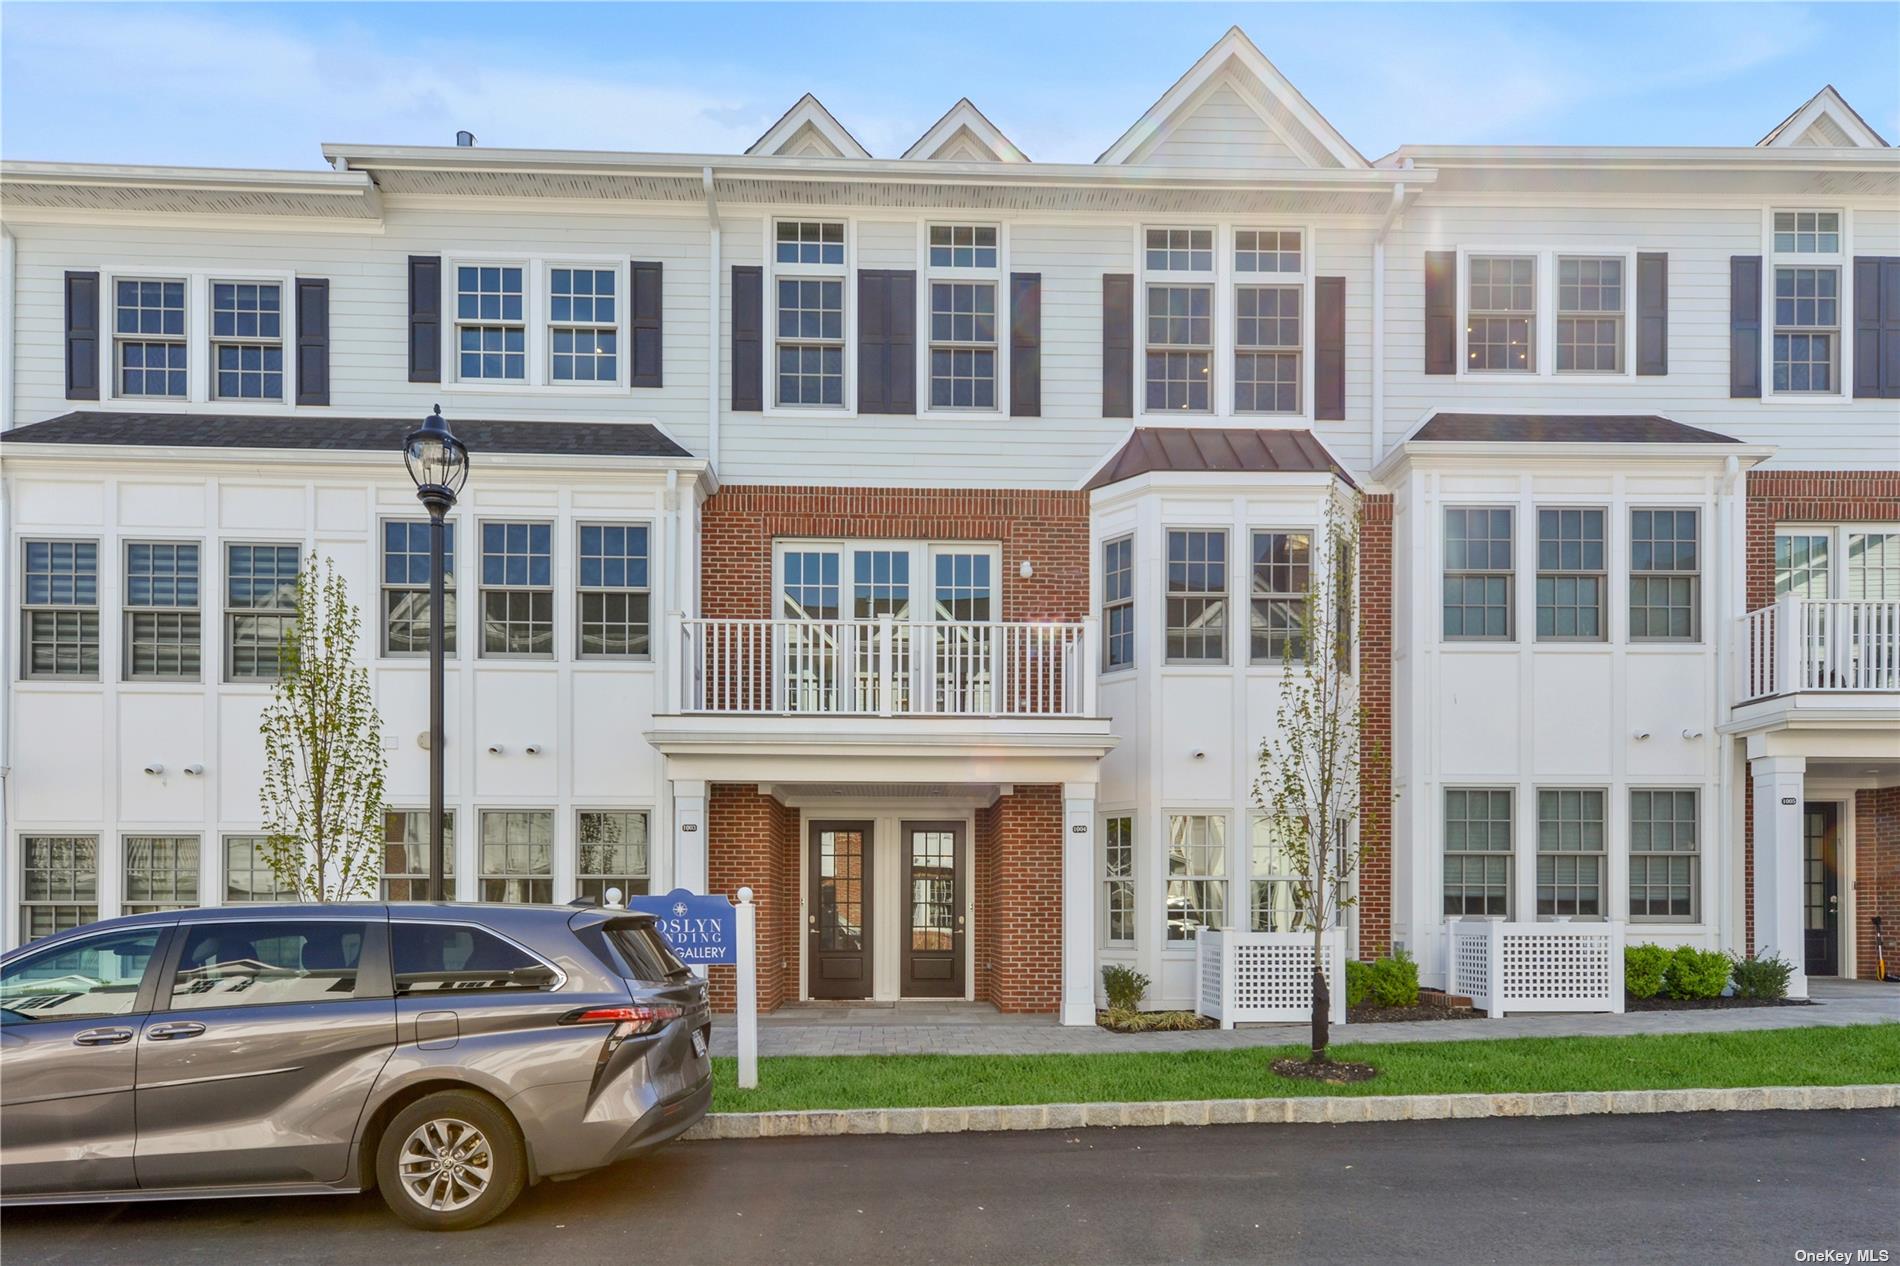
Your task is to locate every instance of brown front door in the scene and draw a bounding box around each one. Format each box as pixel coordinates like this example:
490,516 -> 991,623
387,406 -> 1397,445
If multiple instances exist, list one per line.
808,821 -> 873,999
901,821 -> 964,998
1803,803 -> 1841,977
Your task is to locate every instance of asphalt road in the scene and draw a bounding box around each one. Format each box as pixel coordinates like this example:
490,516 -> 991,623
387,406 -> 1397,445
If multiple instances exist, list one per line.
4,1110 -> 1894,1266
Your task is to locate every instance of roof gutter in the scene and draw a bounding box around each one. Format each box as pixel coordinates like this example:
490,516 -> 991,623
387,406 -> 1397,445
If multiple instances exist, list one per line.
703,166 -> 720,475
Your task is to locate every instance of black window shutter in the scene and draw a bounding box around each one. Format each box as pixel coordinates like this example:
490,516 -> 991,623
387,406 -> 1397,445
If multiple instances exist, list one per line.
1730,256 -> 1761,399
1424,251 -> 1456,375
630,261 -> 663,388
408,255 -> 441,384
1102,273 -> 1134,418
1314,276 -> 1346,420
1852,256 -> 1900,399
1010,272 -> 1041,418
294,278 -> 330,406
857,269 -> 915,415
731,265 -> 763,411
64,271 -> 101,400
1636,253 -> 1668,377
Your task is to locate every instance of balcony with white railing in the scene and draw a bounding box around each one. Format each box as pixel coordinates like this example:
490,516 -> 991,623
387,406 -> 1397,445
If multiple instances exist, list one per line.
1734,597 -> 1900,713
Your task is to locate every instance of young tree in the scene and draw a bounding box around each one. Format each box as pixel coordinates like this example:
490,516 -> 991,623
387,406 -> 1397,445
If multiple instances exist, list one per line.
1252,493 -> 1382,1063
258,557 -> 388,901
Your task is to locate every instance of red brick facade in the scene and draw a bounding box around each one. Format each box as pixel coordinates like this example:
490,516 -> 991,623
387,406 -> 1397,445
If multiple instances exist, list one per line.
1854,787 -> 1899,981
973,786 -> 1065,1013
1356,493 -> 1395,958
705,784 -> 799,1012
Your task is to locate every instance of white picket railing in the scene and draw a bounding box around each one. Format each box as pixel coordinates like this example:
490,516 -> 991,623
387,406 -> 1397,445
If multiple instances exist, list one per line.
1445,918 -> 1625,1018
1196,928 -> 1346,1028
677,615 -> 1098,718
1736,597 -> 1900,703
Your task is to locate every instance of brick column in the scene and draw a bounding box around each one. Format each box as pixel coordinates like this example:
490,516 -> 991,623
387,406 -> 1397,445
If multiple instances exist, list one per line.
1855,787 -> 1899,980
972,786 -> 1064,1013
706,784 -> 798,1013
1356,493 -> 1395,958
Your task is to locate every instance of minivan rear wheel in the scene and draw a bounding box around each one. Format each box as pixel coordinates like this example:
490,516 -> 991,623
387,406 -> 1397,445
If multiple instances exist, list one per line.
377,1091 -> 527,1231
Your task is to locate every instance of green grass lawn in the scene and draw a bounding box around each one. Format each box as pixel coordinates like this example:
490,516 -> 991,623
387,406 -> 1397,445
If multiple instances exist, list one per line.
709,1023 -> 1900,1113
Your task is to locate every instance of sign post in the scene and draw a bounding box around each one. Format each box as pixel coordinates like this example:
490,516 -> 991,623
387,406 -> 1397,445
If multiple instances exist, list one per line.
626,886 -> 758,1090
735,887 -> 758,1089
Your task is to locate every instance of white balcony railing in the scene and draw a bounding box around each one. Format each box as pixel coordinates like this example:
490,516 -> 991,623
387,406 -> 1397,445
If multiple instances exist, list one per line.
676,616 -> 1098,717
1736,597 -> 1900,703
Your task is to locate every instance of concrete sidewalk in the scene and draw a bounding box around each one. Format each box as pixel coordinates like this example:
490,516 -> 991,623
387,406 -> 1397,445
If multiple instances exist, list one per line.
709,978 -> 1898,1057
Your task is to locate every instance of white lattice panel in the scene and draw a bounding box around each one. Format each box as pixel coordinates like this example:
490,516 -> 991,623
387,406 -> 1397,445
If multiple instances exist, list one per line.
1453,930 -> 1492,1004
1195,930 -> 1344,1025
1198,939 -> 1224,1018
1499,931 -> 1616,1011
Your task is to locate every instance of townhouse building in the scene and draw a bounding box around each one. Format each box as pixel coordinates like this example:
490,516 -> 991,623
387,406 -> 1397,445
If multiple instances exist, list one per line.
1,29 -> 1894,1021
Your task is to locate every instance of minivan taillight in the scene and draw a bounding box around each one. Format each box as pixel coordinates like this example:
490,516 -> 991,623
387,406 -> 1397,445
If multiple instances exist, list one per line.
560,1004 -> 682,1049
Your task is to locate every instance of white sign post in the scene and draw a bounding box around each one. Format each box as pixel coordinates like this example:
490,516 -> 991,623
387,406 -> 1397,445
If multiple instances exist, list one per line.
735,885 -> 759,1090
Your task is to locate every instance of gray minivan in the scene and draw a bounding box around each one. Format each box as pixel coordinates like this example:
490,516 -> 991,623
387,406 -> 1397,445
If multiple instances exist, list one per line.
0,902 -> 712,1230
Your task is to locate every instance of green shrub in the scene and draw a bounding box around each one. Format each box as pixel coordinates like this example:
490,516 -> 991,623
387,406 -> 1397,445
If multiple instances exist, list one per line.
1625,944 -> 1670,999
1369,950 -> 1420,1007
1729,952 -> 1794,1000
1345,959 -> 1374,1007
1101,964 -> 1150,1012
1665,946 -> 1731,999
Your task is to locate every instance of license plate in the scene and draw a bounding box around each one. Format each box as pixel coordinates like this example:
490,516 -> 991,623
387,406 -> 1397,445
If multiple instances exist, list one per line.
691,1028 -> 707,1058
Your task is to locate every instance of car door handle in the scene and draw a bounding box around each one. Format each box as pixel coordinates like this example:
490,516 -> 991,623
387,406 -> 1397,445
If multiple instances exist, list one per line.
145,1021 -> 206,1041
73,1027 -> 134,1046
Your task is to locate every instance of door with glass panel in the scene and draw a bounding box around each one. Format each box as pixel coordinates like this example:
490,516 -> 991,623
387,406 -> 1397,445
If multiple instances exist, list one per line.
808,821 -> 873,999
900,822 -> 964,997
929,549 -> 996,713
1803,803 -> 1840,977
1776,527 -> 1899,688
780,549 -> 842,711
852,549 -> 912,712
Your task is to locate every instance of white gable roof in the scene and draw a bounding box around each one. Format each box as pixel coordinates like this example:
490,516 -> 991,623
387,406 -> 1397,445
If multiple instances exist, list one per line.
1758,86 -> 1890,149
1097,27 -> 1366,170
902,99 -> 1028,162
747,93 -> 872,159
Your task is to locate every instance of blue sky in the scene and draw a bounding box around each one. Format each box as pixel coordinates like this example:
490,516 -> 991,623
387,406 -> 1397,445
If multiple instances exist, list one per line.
3,2 -> 1896,168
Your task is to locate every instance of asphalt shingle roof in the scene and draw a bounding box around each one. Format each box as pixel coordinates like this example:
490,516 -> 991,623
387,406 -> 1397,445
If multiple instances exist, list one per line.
1,412 -> 692,459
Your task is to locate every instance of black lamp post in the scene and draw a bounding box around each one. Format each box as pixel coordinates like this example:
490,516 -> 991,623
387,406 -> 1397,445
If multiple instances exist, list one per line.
403,405 -> 469,902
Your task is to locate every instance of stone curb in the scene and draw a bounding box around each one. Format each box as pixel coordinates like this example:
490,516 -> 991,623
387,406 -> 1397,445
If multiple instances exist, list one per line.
682,1083 -> 1900,1141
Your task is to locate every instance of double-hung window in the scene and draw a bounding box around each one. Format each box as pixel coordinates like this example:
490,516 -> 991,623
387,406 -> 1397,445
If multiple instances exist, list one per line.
211,282 -> 284,400
224,835 -> 296,903
382,521 -> 455,656
774,220 -> 846,407
455,265 -> 526,381
122,835 -> 199,915
20,835 -> 99,939
1144,228 -> 1214,413
577,811 -> 650,904
1629,509 -> 1699,641
1102,536 -> 1134,671
224,543 -> 300,680
22,539 -> 100,679
1249,530 -> 1311,662
1165,528 -> 1227,663
382,809 -> 453,900
1465,256 -> 1535,372
1555,257 -> 1623,373
577,523 -> 650,657
1443,508 -> 1514,640
1535,789 -> 1604,918
114,279 -> 188,398
1101,815 -> 1134,944
926,224 -> 999,411
1629,789 -> 1698,921
480,810 -> 553,903
1233,229 -> 1304,414
1249,814 -> 1300,933
549,267 -> 618,383
125,542 -> 202,679
1444,789 -> 1513,917
1535,509 -> 1604,640
1771,211 -> 1842,395
1165,813 -> 1226,941
480,522 -> 553,656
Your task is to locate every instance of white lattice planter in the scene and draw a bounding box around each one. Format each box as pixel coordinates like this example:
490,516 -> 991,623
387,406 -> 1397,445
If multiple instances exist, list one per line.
1445,918 -> 1626,1018
1196,929 -> 1347,1029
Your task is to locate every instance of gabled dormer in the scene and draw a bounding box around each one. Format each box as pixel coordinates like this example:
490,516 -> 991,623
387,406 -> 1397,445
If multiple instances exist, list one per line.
1096,26 -> 1366,170
1758,85 -> 1890,149
901,99 -> 1028,162
747,93 -> 872,158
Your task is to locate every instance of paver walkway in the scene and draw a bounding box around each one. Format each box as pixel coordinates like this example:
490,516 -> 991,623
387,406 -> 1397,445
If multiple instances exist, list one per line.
708,978 -> 1898,1057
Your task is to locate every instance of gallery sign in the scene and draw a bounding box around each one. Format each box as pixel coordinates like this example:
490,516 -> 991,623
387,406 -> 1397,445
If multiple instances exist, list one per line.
625,888 -> 736,964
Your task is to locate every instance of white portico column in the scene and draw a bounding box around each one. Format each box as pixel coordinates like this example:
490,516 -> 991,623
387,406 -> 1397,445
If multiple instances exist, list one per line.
1749,754 -> 1808,1000
1061,782 -> 1097,1026
672,778 -> 709,896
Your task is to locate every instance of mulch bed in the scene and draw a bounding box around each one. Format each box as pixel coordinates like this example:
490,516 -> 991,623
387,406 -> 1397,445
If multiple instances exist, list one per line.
1271,1057 -> 1379,1084
1095,1009 -> 1219,1034
1348,1003 -> 1483,1023
1624,995 -> 1815,1011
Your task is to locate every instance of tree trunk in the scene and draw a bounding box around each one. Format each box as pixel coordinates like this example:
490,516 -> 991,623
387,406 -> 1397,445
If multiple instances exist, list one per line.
1310,964 -> 1330,1062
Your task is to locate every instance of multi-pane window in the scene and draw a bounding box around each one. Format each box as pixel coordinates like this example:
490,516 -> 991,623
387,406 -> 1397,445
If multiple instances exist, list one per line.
382,521 -> 455,656
577,811 -> 650,905
1165,813 -> 1226,941
211,282 -> 284,400
455,265 -> 526,381
1847,532 -> 1900,599
480,522 -> 553,656
224,835 -> 296,903
781,550 -> 841,620
1234,229 -> 1300,274
1249,530 -> 1311,662
382,809 -> 454,900
1234,286 -> 1301,413
1444,789 -> 1513,917
577,523 -> 650,657
1555,257 -> 1623,373
1535,509 -> 1604,640
1773,266 -> 1840,393
1773,210 -> 1840,255
1535,790 -> 1604,919
22,539 -> 100,679
115,279 -> 187,397
1630,789 -> 1698,921
1145,285 -> 1212,412
125,542 -> 202,678
929,283 -> 997,409
1443,508 -> 1514,640
776,220 -> 845,265
1102,815 -> 1134,944
928,224 -> 997,269
932,551 -> 993,621
1145,228 -> 1213,272
1165,528 -> 1227,663
225,543 -> 300,679
1465,256 -> 1535,372
20,835 -> 99,940
549,267 -> 618,383
1774,528 -> 1900,600
122,835 -> 199,915
774,220 -> 846,408
1250,815 -> 1300,933
1102,536 -> 1134,670
1629,509 -> 1699,641
480,810 -> 554,903
1775,531 -> 1832,598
